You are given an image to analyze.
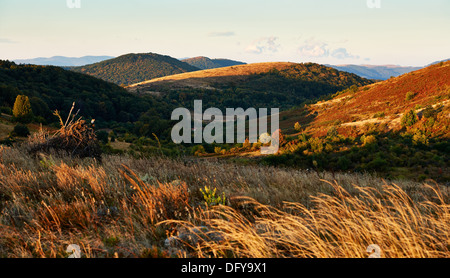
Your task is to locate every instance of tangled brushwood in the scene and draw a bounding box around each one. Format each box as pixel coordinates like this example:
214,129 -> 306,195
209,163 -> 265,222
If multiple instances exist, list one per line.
27,103 -> 102,161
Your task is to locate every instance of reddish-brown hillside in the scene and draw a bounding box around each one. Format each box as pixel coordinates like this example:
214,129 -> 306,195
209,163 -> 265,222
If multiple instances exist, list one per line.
282,61 -> 450,138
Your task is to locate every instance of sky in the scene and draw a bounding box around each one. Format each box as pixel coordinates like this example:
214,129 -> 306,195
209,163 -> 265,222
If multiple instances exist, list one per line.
0,0 -> 449,66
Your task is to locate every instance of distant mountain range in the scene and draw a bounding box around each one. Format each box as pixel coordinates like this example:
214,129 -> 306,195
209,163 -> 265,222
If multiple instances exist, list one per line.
427,58 -> 450,66
69,53 -> 200,86
12,53 -> 450,84
327,59 -> 449,80
181,56 -> 246,70
14,56 -> 115,67
326,64 -> 422,80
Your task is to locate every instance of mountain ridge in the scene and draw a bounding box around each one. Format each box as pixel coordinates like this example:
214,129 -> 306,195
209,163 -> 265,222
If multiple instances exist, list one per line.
14,55 -> 115,67
181,56 -> 246,70
326,64 -> 422,80
70,53 -> 200,85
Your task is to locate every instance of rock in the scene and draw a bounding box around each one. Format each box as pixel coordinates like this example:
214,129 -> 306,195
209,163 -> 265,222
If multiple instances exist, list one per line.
165,226 -> 225,248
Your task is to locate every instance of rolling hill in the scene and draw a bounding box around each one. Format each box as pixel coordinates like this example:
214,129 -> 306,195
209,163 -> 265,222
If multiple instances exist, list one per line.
280,61 -> 450,138
0,60 -> 175,136
70,53 -> 200,86
250,61 -> 450,182
181,56 -> 246,70
127,62 -> 373,110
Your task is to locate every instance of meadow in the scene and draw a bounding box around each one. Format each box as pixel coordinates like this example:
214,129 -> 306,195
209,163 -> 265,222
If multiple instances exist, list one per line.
0,145 -> 448,258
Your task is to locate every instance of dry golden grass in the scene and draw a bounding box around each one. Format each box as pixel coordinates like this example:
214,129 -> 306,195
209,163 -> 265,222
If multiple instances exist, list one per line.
0,146 -> 448,258
126,62 -> 297,92
128,62 -> 296,86
0,122 -> 13,139
170,182 -> 449,258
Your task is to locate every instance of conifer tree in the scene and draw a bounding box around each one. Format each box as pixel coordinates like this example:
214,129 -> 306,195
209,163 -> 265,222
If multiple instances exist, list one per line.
13,95 -> 33,123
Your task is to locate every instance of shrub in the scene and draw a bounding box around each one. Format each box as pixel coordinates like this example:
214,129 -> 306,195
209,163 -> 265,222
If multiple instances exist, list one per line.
349,85 -> 358,93
363,135 -> 377,146
373,112 -> 385,119
422,106 -> 437,119
298,133 -> 309,142
366,157 -> 388,171
337,156 -> 351,170
110,132 -> 116,142
12,124 -> 30,137
405,91 -> 416,101
401,109 -> 418,128
192,145 -> 206,156
308,137 -> 324,153
200,186 -> 226,207
327,126 -> 338,138
412,131 -> 429,146
96,130 -> 109,144
294,122 -> 302,132
0,106 -> 12,115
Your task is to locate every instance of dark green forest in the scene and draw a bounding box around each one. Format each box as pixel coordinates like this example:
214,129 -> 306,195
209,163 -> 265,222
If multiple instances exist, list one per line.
0,60 -> 174,138
181,56 -> 246,70
70,53 -> 200,86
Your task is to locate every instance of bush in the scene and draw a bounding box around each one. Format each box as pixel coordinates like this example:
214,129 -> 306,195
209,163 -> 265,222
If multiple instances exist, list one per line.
405,92 -> 416,101
337,156 -> 351,170
422,106 -> 437,119
327,126 -> 338,138
12,124 -> 30,137
366,157 -> 388,171
373,112 -> 385,119
0,106 -> 12,115
349,85 -> 358,93
401,109 -> 418,128
294,122 -> 302,132
192,145 -> 206,156
308,137 -> 324,153
412,131 -> 429,146
96,130 -> 109,144
200,186 -> 226,206
363,135 -> 377,146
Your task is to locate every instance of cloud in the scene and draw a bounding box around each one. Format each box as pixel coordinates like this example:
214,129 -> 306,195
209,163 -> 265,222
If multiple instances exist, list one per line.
298,38 -> 361,60
245,37 -> 280,54
331,48 -> 360,60
298,39 -> 329,58
208,31 -> 235,37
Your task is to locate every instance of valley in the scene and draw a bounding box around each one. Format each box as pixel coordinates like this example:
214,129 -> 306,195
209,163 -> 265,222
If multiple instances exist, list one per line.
2,0 -> 450,263
0,52 -> 449,259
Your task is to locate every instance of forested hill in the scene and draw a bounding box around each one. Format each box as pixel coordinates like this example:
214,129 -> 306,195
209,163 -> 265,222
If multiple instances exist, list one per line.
70,53 -> 200,86
181,56 -> 246,70
0,60 -> 175,137
128,62 -> 374,111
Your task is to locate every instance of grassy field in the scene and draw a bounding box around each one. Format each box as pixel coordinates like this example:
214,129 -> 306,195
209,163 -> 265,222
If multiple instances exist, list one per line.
0,146 -> 448,258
